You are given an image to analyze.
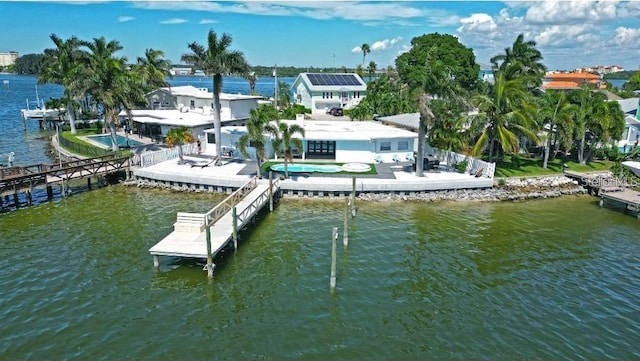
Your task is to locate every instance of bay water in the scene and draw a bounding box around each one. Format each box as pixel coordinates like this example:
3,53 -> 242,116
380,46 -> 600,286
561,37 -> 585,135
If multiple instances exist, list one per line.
1,75 -> 639,360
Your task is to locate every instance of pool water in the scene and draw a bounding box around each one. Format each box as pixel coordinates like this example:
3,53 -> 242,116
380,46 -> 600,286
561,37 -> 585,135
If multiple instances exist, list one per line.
270,163 -> 343,173
88,134 -> 144,148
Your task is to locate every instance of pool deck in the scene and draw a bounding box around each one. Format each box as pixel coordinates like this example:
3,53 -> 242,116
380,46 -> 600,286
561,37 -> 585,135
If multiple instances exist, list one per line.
132,155 -> 494,194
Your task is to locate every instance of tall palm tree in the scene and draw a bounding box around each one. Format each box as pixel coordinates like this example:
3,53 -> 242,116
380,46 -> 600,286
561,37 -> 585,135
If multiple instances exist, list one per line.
133,48 -> 171,92
361,43 -> 370,66
237,105 -> 279,177
265,120 -> 305,179
38,34 -> 85,134
567,87 -> 611,164
245,71 -> 258,95
471,70 -> 539,162
367,61 -> 377,82
165,127 -> 195,165
491,34 -> 546,88
83,37 -> 146,152
278,81 -> 291,109
181,29 -> 250,166
537,90 -> 576,168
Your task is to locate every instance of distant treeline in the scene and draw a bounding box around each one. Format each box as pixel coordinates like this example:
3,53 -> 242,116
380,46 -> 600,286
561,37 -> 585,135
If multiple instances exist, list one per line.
603,71 -> 635,80
10,53 -> 358,77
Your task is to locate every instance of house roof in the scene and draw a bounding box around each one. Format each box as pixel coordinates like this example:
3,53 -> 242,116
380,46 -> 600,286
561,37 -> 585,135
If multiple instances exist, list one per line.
617,97 -> 639,114
119,108 -> 214,127
375,113 -> 420,130
292,73 -> 367,92
545,72 -> 601,80
212,119 -> 417,142
153,85 -> 262,101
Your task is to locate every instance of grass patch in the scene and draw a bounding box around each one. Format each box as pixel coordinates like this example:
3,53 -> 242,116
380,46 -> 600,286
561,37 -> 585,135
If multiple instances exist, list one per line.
494,154 -> 613,178
261,160 -> 378,176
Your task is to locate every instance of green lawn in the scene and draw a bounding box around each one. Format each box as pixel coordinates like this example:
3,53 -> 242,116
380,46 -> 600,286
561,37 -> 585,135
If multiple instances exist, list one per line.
494,155 -> 613,178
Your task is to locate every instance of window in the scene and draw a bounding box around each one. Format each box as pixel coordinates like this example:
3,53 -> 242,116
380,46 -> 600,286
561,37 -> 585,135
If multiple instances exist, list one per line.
207,133 -> 216,144
380,141 -> 391,151
190,100 -> 195,108
398,140 -> 409,151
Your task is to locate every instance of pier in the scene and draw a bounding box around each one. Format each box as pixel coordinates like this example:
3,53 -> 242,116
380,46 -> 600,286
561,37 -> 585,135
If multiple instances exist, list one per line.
149,175 -> 281,275
600,189 -> 640,220
0,153 -> 132,208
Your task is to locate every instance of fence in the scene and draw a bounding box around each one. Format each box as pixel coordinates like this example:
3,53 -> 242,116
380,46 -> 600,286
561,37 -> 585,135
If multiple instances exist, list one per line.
433,149 -> 496,179
133,143 -> 198,168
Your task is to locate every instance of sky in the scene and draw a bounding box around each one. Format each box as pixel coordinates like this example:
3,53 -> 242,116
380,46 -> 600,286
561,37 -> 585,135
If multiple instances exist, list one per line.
1,1 -> 640,72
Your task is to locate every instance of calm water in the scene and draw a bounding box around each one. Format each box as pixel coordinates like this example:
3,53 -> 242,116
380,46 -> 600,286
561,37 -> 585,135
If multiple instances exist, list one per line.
2,74 -> 640,360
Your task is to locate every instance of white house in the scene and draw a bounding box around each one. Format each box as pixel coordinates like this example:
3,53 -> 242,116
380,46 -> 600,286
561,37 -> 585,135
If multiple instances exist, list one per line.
615,97 -> 640,153
291,73 -> 367,114
119,85 -> 262,144
204,117 -> 417,163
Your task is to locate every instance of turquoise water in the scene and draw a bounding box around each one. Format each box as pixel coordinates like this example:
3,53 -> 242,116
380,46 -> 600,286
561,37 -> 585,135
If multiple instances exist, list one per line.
87,134 -> 144,148
1,188 -> 639,360
271,163 -> 343,173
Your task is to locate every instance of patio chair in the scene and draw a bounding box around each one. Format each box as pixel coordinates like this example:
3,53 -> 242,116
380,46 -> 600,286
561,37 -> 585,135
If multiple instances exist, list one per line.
406,152 -> 414,161
375,155 -> 383,163
392,154 -> 400,162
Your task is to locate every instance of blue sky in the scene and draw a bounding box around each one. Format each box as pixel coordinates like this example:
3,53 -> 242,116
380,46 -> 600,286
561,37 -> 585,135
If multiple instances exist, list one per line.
1,1 -> 640,72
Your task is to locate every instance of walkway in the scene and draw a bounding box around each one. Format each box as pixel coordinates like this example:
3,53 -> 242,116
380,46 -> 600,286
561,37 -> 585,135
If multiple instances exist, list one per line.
149,176 -> 280,263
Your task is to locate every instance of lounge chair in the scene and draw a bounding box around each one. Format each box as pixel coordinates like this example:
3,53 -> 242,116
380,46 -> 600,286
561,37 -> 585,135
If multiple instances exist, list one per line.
392,154 -> 400,162
190,156 -> 218,168
406,152 -> 414,161
375,155 -> 383,163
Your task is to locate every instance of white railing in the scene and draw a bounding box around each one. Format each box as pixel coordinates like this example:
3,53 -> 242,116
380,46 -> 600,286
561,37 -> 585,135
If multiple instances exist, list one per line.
133,143 -> 198,168
434,149 -> 495,179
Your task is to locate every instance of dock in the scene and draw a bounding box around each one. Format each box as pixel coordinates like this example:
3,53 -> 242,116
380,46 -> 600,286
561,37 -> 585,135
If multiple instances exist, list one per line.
600,189 -> 640,220
563,170 -> 624,195
149,175 -> 281,274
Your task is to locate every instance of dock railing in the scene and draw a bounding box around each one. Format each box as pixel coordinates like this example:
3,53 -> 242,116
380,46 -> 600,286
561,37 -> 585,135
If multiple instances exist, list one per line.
204,176 -> 258,224
133,143 -> 198,168
434,149 -> 496,178
235,177 -> 280,225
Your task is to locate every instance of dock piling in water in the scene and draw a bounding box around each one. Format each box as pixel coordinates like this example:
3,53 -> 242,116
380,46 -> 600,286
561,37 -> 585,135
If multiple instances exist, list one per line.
330,227 -> 338,291
343,198 -> 349,247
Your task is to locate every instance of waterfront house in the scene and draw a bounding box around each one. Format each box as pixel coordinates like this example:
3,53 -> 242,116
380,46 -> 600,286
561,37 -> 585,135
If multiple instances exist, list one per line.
119,85 -> 261,143
205,117 -> 417,163
291,73 -> 367,114
616,97 -> 640,153
541,71 -> 604,90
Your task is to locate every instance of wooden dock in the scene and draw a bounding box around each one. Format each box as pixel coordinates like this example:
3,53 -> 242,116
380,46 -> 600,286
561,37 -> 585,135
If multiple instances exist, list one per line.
563,170 -> 625,195
600,189 -> 640,220
149,176 -> 281,273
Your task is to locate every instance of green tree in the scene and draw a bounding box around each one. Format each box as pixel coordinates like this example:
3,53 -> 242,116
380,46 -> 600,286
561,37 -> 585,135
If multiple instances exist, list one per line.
367,61 -> 377,82
265,120 -> 305,179
361,43 -> 370,66
39,34 -> 85,134
537,90 -> 576,168
428,99 -> 468,153
13,53 -> 44,74
181,29 -> 250,166
470,70 -> 539,162
84,37 -> 146,152
237,104 -> 279,177
355,64 -> 364,79
491,34 -> 546,88
623,71 -> 640,92
278,81 -> 291,109
133,48 -> 171,93
165,127 -> 195,164
245,71 -> 258,95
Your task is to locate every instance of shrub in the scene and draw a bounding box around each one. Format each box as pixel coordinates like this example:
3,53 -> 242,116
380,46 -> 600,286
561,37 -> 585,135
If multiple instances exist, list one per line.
454,159 -> 468,173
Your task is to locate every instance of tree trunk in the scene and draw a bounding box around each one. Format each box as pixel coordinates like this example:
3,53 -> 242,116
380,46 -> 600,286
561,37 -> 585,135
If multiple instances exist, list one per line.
542,132 -> 551,169
416,121 -> 426,177
213,74 -> 223,166
67,98 -> 77,135
488,138 -> 495,163
578,134 -> 586,164
283,154 -> 289,179
109,120 -> 119,152
255,157 -> 262,179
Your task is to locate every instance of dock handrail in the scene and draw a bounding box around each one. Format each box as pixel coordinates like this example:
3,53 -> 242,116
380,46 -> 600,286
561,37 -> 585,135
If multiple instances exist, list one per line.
235,177 -> 280,225
204,176 -> 258,224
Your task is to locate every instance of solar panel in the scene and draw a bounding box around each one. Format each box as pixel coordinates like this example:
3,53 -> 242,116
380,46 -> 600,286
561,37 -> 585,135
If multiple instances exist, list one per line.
306,73 -> 362,86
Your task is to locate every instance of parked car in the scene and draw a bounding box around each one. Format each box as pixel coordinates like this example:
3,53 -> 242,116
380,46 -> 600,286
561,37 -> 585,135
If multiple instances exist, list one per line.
327,107 -> 343,116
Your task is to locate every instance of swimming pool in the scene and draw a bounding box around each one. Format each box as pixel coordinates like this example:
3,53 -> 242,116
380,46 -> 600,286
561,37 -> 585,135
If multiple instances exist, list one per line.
87,135 -> 144,148
270,163 -> 343,173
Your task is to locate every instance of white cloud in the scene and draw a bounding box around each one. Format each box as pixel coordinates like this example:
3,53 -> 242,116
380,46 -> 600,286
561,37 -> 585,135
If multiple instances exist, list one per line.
535,24 -> 593,47
351,46 -> 361,54
525,1 -> 618,25
613,26 -> 640,47
457,13 -> 496,33
160,18 -> 188,25
117,16 -> 134,23
370,37 -> 402,52
199,19 -> 218,25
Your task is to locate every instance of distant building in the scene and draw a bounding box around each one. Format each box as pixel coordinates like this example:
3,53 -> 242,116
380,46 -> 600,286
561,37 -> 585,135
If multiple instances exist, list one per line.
291,73 -> 367,114
541,71 -> 604,90
169,67 -> 192,76
0,51 -> 19,67
577,65 -> 625,74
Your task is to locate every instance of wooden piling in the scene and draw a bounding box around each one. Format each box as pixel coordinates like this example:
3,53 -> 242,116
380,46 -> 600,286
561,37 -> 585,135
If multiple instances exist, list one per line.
232,206 -> 238,250
153,255 -> 159,270
351,176 -> 357,217
330,226 -> 337,291
46,185 -> 53,200
343,198 -> 349,246
87,177 -> 92,190
269,171 -> 273,212
205,216 -> 214,278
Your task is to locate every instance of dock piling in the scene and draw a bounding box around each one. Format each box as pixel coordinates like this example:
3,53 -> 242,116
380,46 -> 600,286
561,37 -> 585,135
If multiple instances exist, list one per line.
343,198 -> 349,247
330,227 -> 337,291
269,171 -> 273,212
205,216 -> 214,278
351,176 -> 357,217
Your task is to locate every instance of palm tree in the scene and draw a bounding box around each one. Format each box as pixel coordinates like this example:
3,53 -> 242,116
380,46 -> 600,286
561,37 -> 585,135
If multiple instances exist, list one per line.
165,127 -> 195,165
471,70 -> 539,162
181,29 -> 250,166
133,48 -> 171,92
367,61 -> 377,82
355,64 -> 364,79
83,37 -> 146,152
567,87 -> 611,164
237,105 -> 279,177
278,81 -> 291,109
38,34 -> 85,134
361,43 -> 370,66
265,120 -> 305,179
491,34 -> 546,87
245,71 -> 258,95
537,90 -> 576,168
